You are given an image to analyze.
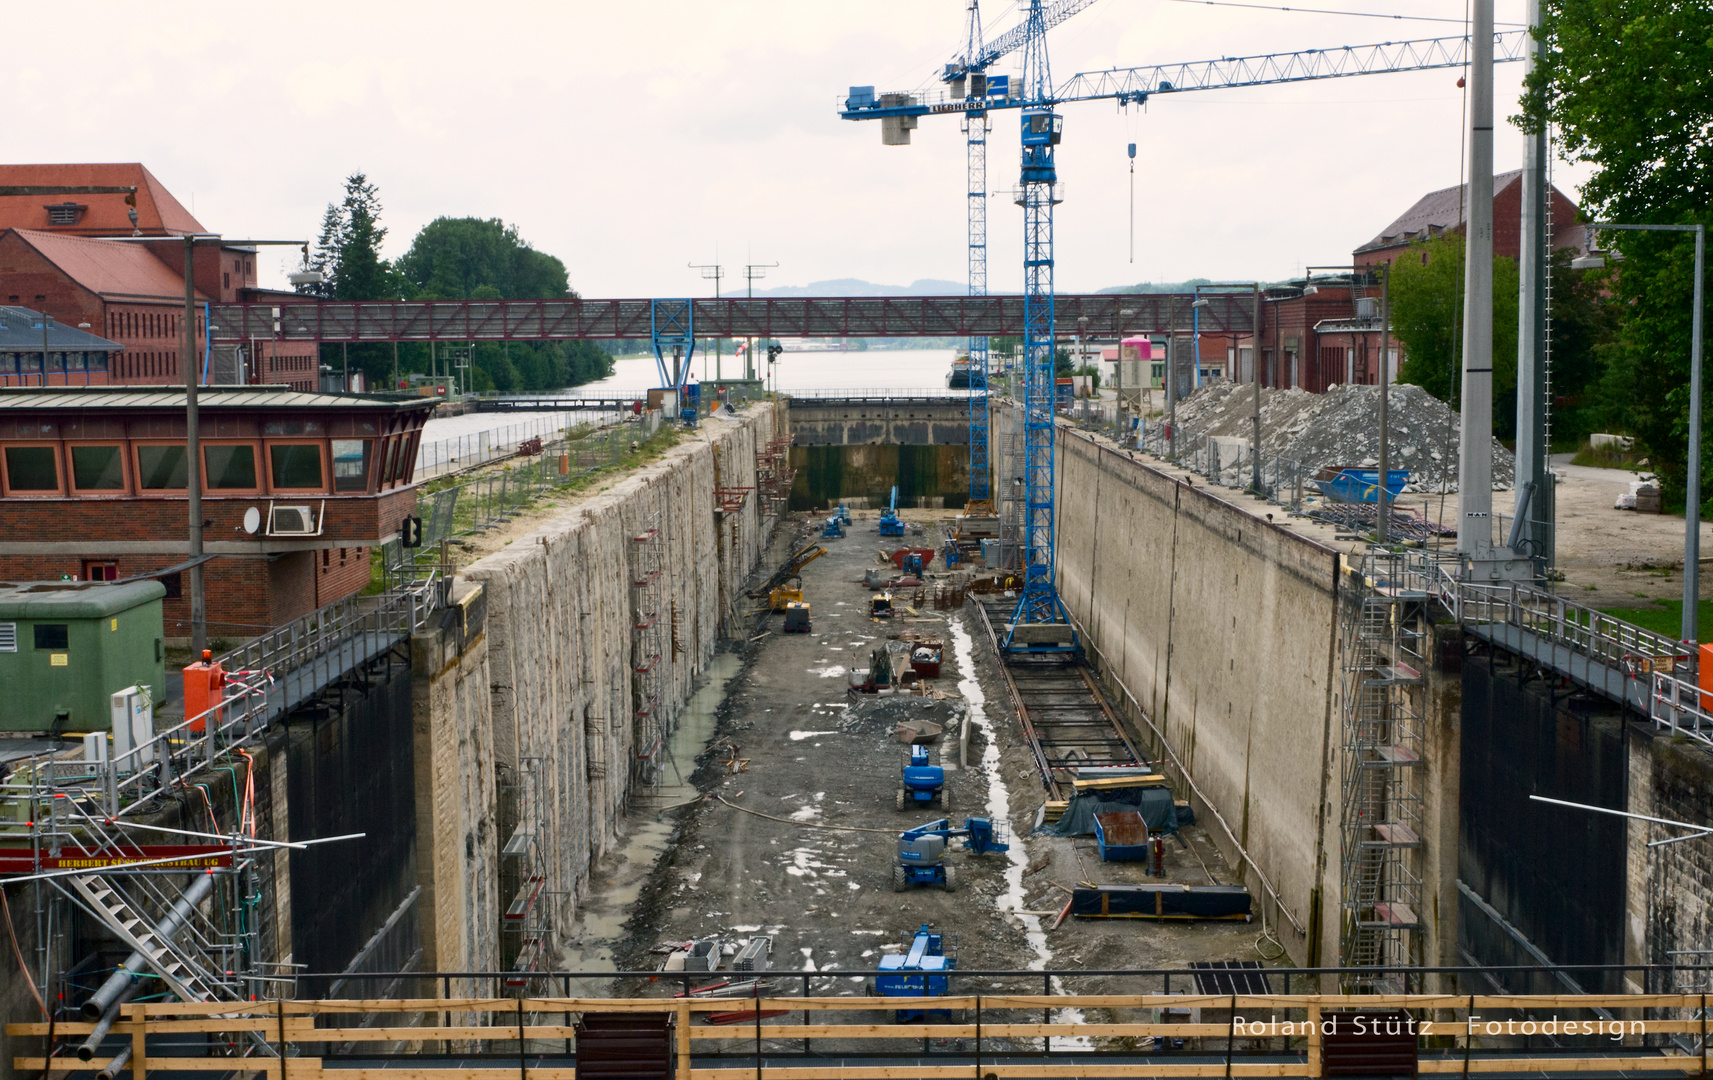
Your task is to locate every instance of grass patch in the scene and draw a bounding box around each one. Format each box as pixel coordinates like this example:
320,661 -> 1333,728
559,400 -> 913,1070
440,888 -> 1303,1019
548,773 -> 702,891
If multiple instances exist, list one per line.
1598,598 -> 1713,643
1570,444 -> 1646,470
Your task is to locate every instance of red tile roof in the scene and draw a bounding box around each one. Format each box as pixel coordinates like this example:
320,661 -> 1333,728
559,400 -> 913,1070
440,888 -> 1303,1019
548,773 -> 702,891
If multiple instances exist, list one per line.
0,164 -> 205,237
9,230 -> 204,302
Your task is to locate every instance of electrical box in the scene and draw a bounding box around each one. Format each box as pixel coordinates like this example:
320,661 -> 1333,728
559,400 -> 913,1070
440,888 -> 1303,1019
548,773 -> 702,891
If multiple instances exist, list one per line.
0,580 -> 166,734
182,651 -> 228,734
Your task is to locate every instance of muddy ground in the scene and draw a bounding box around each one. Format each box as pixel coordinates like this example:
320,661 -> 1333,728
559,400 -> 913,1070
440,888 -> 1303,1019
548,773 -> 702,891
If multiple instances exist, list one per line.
559,507 -> 1271,1004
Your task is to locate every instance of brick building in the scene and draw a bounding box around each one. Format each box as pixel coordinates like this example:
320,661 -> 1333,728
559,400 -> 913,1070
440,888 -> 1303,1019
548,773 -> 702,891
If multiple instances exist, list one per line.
0,305 -> 124,386
0,164 -> 319,390
1353,169 -> 1584,269
1183,174 -> 1586,395
0,386 -> 435,639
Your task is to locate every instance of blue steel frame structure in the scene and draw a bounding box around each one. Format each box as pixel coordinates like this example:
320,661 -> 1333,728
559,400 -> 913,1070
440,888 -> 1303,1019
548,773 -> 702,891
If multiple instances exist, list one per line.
650,298 -> 696,392
1007,1 -> 1075,650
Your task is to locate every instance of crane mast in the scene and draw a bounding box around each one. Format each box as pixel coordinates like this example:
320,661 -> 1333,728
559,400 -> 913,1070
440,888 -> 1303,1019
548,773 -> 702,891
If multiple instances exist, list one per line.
1007,0 -> 1076,650
961,0 -> 993,516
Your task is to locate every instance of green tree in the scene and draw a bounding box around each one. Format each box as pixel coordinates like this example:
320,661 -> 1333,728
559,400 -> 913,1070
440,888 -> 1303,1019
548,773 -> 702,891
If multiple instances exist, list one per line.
1390,236 -> 1521,437
395,217 -> 611,392
397,217 -> 571,301
1543,247 -> 1624,446
302,173 -> 409,388
1522,0 -> 1713,502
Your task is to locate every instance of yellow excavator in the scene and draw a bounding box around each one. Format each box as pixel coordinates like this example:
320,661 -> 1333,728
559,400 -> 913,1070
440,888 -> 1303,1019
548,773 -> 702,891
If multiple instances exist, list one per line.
750,543 -> 827,613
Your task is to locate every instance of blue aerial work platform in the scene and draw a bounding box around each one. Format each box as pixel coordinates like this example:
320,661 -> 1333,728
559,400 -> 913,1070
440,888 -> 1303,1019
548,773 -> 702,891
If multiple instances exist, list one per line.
874,924 -> 957,1021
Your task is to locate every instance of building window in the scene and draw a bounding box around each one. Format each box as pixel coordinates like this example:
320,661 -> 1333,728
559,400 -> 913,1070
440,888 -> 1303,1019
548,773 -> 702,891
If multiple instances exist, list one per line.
223,272 -> 230,290
204,444 -> 257,489
70,445 -> 126,491
269,443 -> 323,489
158,572 -> 182,600
331,439 -> 371,492
3,445 -> 60,491
136,445 -> 189,489
34,624 -> 69,650
82,561 -> 119,582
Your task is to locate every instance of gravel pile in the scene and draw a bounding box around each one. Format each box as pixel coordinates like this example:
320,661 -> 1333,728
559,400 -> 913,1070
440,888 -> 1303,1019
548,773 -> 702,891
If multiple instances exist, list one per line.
1169,381 -> 1513,493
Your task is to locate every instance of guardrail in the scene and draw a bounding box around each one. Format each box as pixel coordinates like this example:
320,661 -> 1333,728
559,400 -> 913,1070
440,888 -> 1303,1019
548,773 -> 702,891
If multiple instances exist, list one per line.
11,989 -> 1712,1080
786,388 -> 965,401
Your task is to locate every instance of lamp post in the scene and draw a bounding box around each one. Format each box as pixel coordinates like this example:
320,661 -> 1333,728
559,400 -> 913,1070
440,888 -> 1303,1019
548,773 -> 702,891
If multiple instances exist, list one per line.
690,261 -> 724,381
1574,223 -> 1706,642
743,261 -> 777,382
96,234 -> 305,654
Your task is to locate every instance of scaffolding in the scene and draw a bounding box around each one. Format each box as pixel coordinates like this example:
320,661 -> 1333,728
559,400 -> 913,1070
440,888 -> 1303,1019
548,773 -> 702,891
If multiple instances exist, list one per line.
755,435 -> 796,515
500,755 -> 551,989
1336,555 -> 1428,990
630,518 -> 667,794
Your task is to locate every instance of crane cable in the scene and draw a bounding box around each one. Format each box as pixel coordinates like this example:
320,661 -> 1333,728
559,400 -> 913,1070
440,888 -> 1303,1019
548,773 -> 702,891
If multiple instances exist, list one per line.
1153,0 -> 1526,26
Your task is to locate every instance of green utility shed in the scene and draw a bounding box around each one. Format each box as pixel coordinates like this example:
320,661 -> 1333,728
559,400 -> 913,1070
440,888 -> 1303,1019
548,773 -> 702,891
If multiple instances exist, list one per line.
0,581 -> 166,733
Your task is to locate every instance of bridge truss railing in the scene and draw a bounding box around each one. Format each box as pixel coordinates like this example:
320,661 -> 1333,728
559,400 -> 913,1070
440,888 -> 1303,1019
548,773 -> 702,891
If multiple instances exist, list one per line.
785,388 -> 962,402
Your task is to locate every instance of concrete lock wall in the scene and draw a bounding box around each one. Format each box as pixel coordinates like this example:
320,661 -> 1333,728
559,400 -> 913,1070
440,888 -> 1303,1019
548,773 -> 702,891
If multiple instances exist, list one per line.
1625,728 -> 1713,991
1050,426 -> 1344,964
452,406 -> 778,962
412,588 -> 499,977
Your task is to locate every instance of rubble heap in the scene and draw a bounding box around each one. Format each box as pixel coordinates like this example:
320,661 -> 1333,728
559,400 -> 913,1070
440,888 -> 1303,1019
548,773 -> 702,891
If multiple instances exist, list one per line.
1167,381 -> 1514,493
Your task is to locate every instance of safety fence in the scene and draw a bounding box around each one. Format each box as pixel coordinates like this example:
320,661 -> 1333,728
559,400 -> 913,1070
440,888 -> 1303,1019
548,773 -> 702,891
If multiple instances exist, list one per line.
13,988 -> 1713,1080
416,412 -> 627,480
384,411 -> 666,580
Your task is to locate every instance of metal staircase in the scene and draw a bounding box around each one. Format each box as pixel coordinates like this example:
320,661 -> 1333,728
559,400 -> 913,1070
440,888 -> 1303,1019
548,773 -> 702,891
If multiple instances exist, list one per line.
1337,556 -> 1428,990
67,875 -> 222,1006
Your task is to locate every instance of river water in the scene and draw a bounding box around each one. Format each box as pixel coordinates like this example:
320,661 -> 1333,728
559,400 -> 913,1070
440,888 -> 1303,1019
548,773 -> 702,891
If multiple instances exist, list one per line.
419,346 -> 959,444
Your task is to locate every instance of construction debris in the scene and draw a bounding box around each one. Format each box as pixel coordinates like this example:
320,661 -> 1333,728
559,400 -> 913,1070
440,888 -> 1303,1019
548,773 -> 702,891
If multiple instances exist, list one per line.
1168,381 -> 1514,493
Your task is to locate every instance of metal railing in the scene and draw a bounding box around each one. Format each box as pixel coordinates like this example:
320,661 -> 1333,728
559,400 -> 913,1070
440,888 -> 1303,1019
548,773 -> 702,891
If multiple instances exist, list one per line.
21,976 -> 1713,1079
785,387 -> 962,401
7,576 -> 443,819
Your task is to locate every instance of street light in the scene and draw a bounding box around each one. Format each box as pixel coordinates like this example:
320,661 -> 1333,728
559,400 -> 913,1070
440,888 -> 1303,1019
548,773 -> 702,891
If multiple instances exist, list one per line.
1575,222 -> 1706,643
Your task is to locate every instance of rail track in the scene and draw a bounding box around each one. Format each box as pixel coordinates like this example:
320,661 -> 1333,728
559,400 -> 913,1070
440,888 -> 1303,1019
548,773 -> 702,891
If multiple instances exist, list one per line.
971,594 -> 1143,800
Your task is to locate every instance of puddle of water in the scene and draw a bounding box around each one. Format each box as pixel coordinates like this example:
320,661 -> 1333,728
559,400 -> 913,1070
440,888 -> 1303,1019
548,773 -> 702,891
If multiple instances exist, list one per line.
557,651 -> 746,973
948,616 -> 1091,1050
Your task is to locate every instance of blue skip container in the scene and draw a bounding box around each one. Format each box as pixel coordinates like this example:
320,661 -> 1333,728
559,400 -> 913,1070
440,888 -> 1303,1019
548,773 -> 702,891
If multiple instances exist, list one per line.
1315,468 -> 1409,504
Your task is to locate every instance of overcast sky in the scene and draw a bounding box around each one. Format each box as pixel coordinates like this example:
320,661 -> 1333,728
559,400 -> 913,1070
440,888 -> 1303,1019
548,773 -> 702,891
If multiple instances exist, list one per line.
6,1 -> 1586,297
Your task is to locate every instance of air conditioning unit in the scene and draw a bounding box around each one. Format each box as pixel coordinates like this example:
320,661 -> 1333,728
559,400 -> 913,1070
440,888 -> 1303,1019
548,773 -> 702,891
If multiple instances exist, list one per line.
1355,297 -> 1380,319
267,502 -> 321,537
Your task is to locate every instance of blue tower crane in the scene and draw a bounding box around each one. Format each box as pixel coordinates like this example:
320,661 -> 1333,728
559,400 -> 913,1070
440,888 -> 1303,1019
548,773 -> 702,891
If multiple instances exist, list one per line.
940,1 -> 1099,518
841,22 -> 1528,652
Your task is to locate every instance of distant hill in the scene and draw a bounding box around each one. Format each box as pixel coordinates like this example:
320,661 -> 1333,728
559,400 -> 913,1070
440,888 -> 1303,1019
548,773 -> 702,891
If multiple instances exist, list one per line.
754,278 -> 965,297
1096,279 -> 1216,294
